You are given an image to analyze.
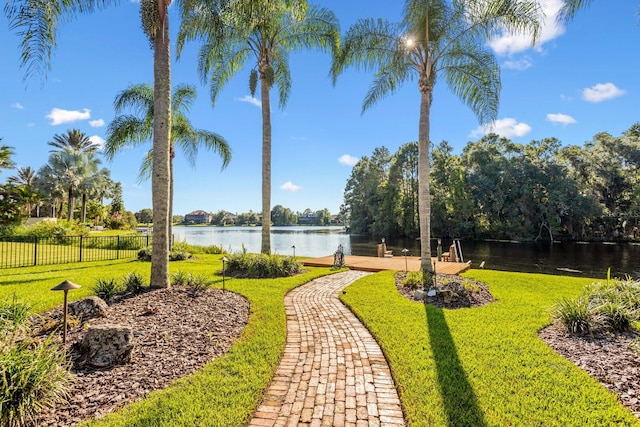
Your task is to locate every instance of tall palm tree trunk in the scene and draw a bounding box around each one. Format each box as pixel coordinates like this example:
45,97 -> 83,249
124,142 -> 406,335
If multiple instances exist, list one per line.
67,187 -> 74,221
260,78 -> 272,254
81,193 -> 87,223
418,90 -> 433,274
150,13 -> 172,289
169,148 -> 175,243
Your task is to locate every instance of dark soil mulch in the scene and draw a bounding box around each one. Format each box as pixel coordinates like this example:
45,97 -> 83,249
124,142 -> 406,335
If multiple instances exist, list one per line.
394,272 -> 496,309
34,286 -> 250,427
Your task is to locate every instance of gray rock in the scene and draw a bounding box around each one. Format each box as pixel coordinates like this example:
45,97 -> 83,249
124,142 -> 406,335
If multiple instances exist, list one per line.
413,289 -> 426,301
79,324 -> 134,368
68,296 -> 108,322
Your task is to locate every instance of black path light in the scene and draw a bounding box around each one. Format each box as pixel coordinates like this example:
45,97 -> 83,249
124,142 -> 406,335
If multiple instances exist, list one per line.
402,248 -> 409,272
291,245 -> 296,258
221,256 -> 228,291
51,280 -> 81,345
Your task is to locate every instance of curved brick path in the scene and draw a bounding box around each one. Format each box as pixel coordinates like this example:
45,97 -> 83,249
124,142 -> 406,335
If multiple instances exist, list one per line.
248,270 -> 406,427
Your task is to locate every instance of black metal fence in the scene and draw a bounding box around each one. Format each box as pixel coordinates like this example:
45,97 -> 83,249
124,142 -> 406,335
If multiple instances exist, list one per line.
0,235 -> 151,269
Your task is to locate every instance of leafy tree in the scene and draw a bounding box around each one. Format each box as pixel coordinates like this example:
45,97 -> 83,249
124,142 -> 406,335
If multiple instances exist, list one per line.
6,0 -> 175,288
109,182 -> 125,216
0,143 -> 16,172
271,205 -> 298,226
332,0 -> 540,273
177,0 -> 340,254
315,208 -> 331,226
47,129 -> 100,153
135,208 -> 154,224
7,166 -> 40,217
386,142 -> 419,238
105,82 -> 231,237
86,201 -> 109,226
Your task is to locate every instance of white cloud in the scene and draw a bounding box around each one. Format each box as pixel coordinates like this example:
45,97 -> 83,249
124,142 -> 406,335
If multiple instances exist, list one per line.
11,103 -> 24,110
46,108 -> 91,125
470,118 -> 532,138
502,57 -> 532,71
582,82 -> 625,103
489,0 -> 565,56
237,95 -> 261,107
89,135 -> 105,150
89,119 -> 105,127
338,154 -> 359,166
280,181 -> 303,192
546,113 -> 576,125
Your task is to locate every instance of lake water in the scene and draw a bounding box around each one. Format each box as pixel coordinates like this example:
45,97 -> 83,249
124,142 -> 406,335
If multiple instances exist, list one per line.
172,225 -> 640,279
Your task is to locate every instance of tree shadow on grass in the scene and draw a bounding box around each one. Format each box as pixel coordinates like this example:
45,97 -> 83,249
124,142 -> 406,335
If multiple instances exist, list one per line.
425,304 -> 486,426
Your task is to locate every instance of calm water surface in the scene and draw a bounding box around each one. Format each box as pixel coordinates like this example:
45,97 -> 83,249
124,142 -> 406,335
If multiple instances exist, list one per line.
172,225 -> 640,278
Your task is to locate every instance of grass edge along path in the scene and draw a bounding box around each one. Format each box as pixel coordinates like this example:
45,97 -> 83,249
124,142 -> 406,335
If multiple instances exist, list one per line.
340,269 -> 640,427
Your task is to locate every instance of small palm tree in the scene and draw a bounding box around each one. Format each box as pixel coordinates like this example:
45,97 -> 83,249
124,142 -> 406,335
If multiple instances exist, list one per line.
8,166 -> 41,217
48,129 -> 100,153
332,0 -> 540,273
0,143 -> 16,172
104,82 -> 231,234
178,0 -> 340,254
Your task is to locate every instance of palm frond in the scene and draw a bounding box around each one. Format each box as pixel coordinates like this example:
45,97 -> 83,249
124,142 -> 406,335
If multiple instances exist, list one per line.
104,115 -> 152,160
362,61 -> 413,114
113,83 -> 154,117
271,48 -> 291,109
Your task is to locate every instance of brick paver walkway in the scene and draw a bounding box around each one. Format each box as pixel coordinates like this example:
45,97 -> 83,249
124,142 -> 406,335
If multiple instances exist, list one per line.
247,270 -> 406,427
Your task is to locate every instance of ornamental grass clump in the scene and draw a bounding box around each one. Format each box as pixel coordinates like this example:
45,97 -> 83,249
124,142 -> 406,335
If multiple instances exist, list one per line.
92,277 -> 124,303
553,277 -> 640,334
123,272 -> 147,295
0,296 -> 72,427
223,252 -> 302,278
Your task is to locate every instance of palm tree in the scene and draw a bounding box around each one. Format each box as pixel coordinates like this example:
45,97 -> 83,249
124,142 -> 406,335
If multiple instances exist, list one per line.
0,143 -> 16,172
104,82 -> 231,235
6,0 -> 176,288
40,146 -> 102,221
48,129 -> 100,153
332,0 -> 540,274
7,166 -> 40,216
177,0 -> 340,254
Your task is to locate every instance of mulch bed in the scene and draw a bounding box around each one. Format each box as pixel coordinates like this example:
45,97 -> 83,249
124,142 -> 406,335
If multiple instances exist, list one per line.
394,272 -> 496,308
395,272 -> 640,419
34,286 -> 250,427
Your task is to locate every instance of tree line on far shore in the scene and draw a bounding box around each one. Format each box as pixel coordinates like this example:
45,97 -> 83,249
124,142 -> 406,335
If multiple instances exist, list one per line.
344,123 -> 640,242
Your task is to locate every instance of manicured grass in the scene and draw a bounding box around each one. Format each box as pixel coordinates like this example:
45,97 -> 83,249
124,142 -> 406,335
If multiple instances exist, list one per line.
340,269 -> 640,426
1,256 -> 334,426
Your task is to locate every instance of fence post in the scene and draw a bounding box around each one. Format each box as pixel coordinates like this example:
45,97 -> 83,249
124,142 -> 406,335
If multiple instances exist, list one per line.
79,235 -> 83,263
33,236 -> 38,266
117,235 -> 120,260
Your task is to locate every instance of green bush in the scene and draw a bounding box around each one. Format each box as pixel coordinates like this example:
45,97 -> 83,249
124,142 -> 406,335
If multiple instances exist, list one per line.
401,271 -> 427,289
224,252 -> 302,278
171,270 -> 190,286
123,272 -> 147,295
92,278 -> 124,303
187,273 -> 212,295
171,242 -> 226,255
553,277 -> 640,334
137,245 -> 193,262
14,220 -> 89,239
0,297 -> 71,427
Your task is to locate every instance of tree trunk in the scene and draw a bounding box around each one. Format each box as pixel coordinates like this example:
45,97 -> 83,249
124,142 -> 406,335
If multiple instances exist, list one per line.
150,12 -> 172,289
169,146 -> 175,242
260,77 -> 272,254
418,90 -> 433,274
67,187 -> 74,222
81,193 -> 87,223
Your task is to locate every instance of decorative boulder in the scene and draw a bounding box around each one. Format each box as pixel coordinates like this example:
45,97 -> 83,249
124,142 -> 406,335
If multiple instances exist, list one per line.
79,324 -> 134,368
413,289 -> 426,301
68,297 -> 108,322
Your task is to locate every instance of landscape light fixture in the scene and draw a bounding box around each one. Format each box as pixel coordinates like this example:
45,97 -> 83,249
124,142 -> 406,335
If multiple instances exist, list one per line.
292,245 -> 296,258
402,248 -> 409,272
221,256 -> 228,291
51,280 -> 81,345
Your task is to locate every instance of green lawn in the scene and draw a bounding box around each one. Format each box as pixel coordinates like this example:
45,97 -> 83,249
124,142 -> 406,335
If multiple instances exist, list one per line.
340,269 -> 639,426
5,259 -> 639,426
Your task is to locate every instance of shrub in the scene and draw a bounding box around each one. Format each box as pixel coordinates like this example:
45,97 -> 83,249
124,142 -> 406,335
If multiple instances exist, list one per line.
123,272 -> 147,294
137,245 -> 193,262
401,271 -> 427,289
552,297 -> 594,335
223,252 -> 302,278
187,273 -> 212,295
92,278 -> 124,303
171,270 -> 190,286
0,297 -> 72,427
15,220 -> 89,239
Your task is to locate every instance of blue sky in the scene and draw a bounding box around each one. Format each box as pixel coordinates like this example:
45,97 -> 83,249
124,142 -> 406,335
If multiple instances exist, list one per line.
1,1 -> 639,217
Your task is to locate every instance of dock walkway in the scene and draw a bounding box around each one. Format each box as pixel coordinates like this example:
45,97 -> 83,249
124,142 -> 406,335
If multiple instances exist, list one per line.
301,255 -> 470,275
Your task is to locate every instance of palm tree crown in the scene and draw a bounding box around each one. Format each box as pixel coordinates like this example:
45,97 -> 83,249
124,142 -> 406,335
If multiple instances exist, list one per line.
177,0 -> 340,253
48,129 -> 100,153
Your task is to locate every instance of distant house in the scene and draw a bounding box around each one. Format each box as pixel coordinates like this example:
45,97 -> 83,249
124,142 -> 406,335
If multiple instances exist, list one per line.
184,210 -> 212,224
298,212 -> 317,225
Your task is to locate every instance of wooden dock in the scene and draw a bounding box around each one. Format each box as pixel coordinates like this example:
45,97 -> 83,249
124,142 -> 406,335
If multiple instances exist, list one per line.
300,255 -> 470,275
